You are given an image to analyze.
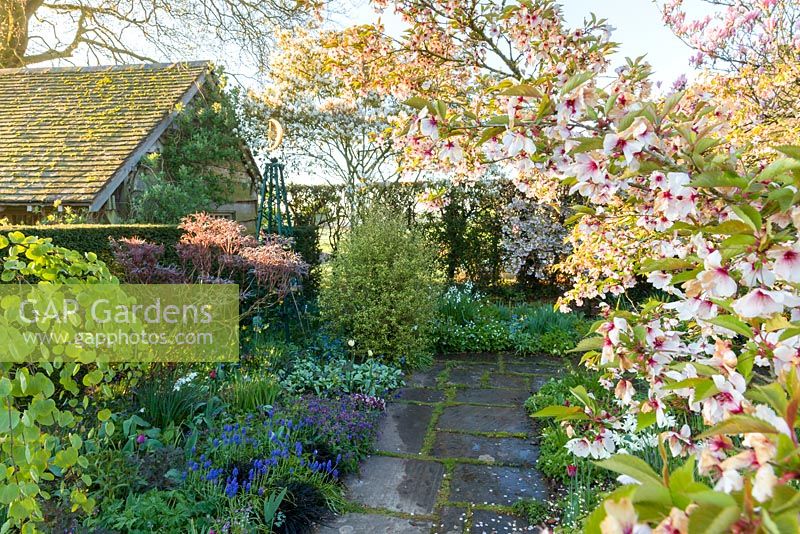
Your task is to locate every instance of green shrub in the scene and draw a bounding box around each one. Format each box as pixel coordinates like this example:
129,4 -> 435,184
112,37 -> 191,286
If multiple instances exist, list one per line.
0,224 -> 183,268
318,210 -> 443,368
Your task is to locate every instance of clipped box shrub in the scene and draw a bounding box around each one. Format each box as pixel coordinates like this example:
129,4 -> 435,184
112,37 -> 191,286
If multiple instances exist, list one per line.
318,210 -> 443,369
0,224 -> 184,269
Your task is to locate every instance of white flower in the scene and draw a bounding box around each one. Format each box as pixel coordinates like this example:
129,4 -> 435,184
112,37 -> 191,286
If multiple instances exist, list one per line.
600,498 -> 652,534
603,133 -> 643,169
439,139 -> 463,163
416,107 -> 439,140
565,437 -> 591,458
654,172 -> 697,222
732,288 -> 785,318
347,339 -> 355,347
698,250 -> 737,298
768,243 -> 800,283
502,129 -> 536,157
714,469 -> 743,493
753,464 -> 777,503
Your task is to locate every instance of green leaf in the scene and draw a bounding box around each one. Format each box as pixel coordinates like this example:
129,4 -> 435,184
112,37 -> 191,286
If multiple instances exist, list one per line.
708,220 -> 756,235
757,158 -> 800,182
690,171 -> 748,190
747,383 -> 788,415
640,258 -> 695,272
568,336 -> 604,353
774,145 -> 800,160
82,369 -> 104,387
475,126 -> 506,147
530,405 -> 588,420
636,411 -> 657,431
594,454 -> 663,486
403,97 -> 429,110
500,84 -> 541,97
560,71 -> 594,94
698,414 -> 783,439
0,377 -> 11,397
97,409 -> 112,422
707,315 -> 753,338
688,503 -> 739,534
731,205 -> 762,231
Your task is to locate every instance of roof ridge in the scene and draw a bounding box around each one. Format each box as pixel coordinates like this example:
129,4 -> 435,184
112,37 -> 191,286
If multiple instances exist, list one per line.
0,60 -> 212,76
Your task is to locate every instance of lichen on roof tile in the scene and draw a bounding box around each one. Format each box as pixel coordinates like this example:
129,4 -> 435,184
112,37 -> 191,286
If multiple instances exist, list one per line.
0,61 -> 210,205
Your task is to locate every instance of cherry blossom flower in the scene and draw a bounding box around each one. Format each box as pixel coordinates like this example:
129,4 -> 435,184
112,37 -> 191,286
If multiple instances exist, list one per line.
502,129 -> 536,157
698,250 -> 737,297
768,243 -> 800,283
732,288 -> 785,318
601,498 -> 652,534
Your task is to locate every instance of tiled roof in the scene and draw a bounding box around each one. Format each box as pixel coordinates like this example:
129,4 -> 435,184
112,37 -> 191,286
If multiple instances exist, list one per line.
0,61 -> 211,207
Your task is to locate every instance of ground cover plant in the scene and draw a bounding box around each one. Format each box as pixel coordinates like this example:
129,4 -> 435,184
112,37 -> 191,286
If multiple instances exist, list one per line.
433,283 -> 590,355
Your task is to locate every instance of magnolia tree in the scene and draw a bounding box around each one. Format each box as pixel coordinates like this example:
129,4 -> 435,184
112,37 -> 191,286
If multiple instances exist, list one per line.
661,0 -> 800,158
245,28 -> 404,224
368,0 -> 800,530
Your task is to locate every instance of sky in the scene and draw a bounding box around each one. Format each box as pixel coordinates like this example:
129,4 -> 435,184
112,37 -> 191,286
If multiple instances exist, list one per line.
340,0 -> 705,87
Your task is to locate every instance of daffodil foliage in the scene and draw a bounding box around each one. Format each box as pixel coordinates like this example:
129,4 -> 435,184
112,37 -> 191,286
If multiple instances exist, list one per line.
383,0 -> 800,530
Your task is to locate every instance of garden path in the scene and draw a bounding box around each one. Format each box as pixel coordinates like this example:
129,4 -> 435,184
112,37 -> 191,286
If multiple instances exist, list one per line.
316,353 -> 563,534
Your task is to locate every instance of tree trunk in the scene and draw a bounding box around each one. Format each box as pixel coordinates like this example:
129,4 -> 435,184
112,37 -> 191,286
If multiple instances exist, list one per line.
0,1 -> 29,68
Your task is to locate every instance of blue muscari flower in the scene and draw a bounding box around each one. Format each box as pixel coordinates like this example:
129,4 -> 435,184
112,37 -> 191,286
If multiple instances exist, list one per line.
258,487 -> 265,496
232,467 -> 239,477
203,460 -> 212,469
213,438 -> 220,447
294,442 -> 303,456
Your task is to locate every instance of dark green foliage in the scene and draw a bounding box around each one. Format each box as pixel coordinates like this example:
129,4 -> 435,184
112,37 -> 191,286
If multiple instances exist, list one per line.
512,499 -> 550,525
222,373 -> 282,413
85,488 -> 220,533
130,77 -> 252,223
286,180 -> 513,291
419,180 -> 514,291
319,210 -> 443,368
0,224 -> 183,270
134,376 -> 206,430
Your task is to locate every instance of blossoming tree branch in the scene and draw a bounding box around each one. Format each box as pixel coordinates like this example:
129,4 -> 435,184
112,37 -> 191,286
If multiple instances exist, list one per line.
335,0 -> 800,531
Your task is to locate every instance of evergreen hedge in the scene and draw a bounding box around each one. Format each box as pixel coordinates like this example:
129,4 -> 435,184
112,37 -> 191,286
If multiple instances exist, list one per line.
0,224 -> 183,269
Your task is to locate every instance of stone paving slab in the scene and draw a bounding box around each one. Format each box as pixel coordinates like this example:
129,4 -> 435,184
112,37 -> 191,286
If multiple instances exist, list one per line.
504,358 -> 565,374
454,388 -> 528,405
431,433 -> 539,466
406,363 -> 446,387
376,403 -> 433,454
316,513 -> 433,533
470,509 -> 534,533
346,456 -> 444,514
438,405 -> 530,434
450,464 -> 547,506
437,352 -> 504,363
448,365 -> 497,387
488,374 -> 532,390
432,506 -> 468,534
394,387 -> 446,403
